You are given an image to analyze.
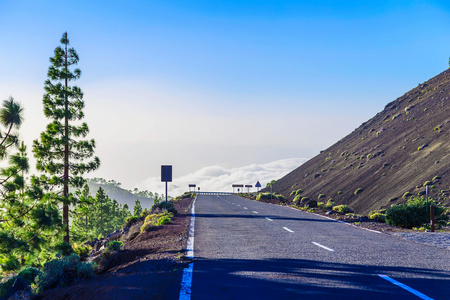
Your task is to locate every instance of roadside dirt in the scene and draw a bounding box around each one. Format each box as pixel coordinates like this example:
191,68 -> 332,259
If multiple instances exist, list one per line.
36,197 -> 194,300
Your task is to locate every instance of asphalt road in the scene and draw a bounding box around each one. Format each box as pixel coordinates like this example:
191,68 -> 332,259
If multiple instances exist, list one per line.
189,194 -> 450,300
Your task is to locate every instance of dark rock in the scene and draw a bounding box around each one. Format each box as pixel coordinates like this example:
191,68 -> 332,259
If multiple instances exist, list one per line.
6,290 -> 32,300
4,277 -> 27,300
326,211 -> 334,215
360,216 -> 369,222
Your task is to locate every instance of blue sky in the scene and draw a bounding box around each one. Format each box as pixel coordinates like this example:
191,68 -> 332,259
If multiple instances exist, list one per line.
1,1 -> 450,193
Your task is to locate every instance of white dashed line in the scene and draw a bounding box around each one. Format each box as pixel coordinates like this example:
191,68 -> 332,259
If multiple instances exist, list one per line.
378,275 -> 434,300
265,217 -> 273,221
312,242 -> 334,252
237,204 -> 241,206
283,227 -> 294,233
252,211 -> 259,214
243,207 -> 248,210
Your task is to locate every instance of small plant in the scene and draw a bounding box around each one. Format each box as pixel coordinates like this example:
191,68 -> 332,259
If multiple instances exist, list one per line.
354,188 -> 363,195
73,243 -> 92,258
325,199 -> 335,209
423,181 -> 432,187
318,194 -> 325,200
125,215 -> 140,227
337,191 -> 342,195
333,205 -> 351,214
433,176 -> 441,181
402,192 -> 412,199
368,209 -> 386,222
34,254 -> 94,293
106,241 -> 123,252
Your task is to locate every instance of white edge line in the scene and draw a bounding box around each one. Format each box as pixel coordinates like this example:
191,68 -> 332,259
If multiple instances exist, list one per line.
179,195 -> 197,300
378,274 -> 434,300
283,227 -> 294,233
312,242 -> 334,252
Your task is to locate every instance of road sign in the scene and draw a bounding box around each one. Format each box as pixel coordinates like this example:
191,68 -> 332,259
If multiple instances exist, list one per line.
255,181 -> 261,188
161,165 -> 172,182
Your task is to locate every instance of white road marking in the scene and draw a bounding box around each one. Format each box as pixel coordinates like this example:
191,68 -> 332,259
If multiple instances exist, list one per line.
252,211 -> 259,214
243,207 -> 248,209
378,275 -> 434,300
283,227 -> 294,233
312,242 -> 334,252
265,217 -> 273,221
179,196 -> 197,300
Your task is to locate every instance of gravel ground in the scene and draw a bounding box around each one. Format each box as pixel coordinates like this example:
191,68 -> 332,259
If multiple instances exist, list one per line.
391,232 -> 450,249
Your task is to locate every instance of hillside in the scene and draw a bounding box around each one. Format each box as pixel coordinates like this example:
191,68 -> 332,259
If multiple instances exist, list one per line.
269,69 -> 450,215
87,183 -> 154,210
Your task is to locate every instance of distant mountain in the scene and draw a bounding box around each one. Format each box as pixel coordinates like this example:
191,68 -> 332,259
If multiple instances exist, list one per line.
87,182 -> 154,210
269,69 -> 450,214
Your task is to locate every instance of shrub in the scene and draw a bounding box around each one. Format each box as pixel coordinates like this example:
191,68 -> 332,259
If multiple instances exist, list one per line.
433,176 -> 441,181
153,201 -> 177,214
423,181 -> 432,187
368,210 -> 386,222
256,193 -> 286,202
325,199 -> 335,209
386,197 -> 447,228
290,190 -> 296,196
156,212 -> 174,226
125,215 -> 140,227
54,241 -> 74,257
354,188 -> 363,195
35,254 -> 94,293
318,194 -> 325,200
0,255 -> 20,272
337,191 -> 342,195
106,241 -> 123,252
402,192 -> 412,199
73,243 -> 91,258
300,197 -> 310,203
317,202 -> 325,208
18,267 -> 43,286
293,195 -> 302,203
333,205 -> 351,214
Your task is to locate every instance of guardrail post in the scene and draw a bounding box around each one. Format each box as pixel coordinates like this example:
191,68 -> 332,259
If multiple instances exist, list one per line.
430,205 -> 435,232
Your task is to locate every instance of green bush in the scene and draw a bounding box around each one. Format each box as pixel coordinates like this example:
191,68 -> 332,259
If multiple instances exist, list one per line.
354,188 -> 363,195
18,267 -> 43,286
325,199 -> 335,209
256,193 -> 286,202
300,197 -> 310,203
333,205 -> 351,214
318,194 -> 325,200
368,210 -> 386,222
0,255 -> 20,272
35,254 -> 94,293
386,197 -> 448,228
156,212 -> 174,226
125,215 -> 140,227
402,192 -> 412,199
106,241 -> 123,252
317,202 -> 325,208
153,201 -> 177,214
293,195 -> 302,203
54,241 -> 74,257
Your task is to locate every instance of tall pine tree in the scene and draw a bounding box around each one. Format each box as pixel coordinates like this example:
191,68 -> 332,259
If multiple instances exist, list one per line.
33,32 -> 100,243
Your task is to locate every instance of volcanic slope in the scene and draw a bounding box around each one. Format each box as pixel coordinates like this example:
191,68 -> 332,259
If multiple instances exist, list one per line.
270,69 -> 450,215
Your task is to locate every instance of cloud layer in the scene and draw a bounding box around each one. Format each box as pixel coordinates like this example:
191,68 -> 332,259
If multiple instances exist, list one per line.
137,158 -> 308,196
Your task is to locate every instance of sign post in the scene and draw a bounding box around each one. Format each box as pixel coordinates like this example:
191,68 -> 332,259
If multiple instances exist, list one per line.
161,165 -> 172,203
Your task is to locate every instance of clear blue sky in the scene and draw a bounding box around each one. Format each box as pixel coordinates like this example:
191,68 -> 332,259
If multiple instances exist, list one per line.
1,1 -> 450,191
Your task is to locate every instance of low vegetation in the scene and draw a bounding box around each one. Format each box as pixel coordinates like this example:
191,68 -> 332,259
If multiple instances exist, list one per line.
386,197 -> 448,228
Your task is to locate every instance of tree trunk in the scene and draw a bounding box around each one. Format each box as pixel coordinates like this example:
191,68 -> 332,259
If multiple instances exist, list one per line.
63,41 -> 70,244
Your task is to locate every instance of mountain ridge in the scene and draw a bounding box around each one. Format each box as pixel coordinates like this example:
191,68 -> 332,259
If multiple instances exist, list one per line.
270,68 -> 450,214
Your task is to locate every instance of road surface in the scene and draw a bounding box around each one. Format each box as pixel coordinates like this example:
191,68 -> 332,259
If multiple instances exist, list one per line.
188,194 -> 450,299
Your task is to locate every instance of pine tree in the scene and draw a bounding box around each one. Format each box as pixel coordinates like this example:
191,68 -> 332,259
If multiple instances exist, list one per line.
33,32 -> 100,243
133,199 -> 143,216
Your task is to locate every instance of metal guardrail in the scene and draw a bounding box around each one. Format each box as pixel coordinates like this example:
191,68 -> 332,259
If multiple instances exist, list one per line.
195,191 -> 234,195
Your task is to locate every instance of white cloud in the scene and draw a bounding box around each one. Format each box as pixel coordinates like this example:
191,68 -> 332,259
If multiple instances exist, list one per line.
137,157 -> 308,197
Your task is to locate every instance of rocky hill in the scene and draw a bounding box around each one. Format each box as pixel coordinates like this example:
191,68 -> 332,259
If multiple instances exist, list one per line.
269,69 -> 450,215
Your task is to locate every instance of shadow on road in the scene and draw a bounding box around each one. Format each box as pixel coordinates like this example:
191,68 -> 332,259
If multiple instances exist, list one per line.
191,257 -> 449,299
